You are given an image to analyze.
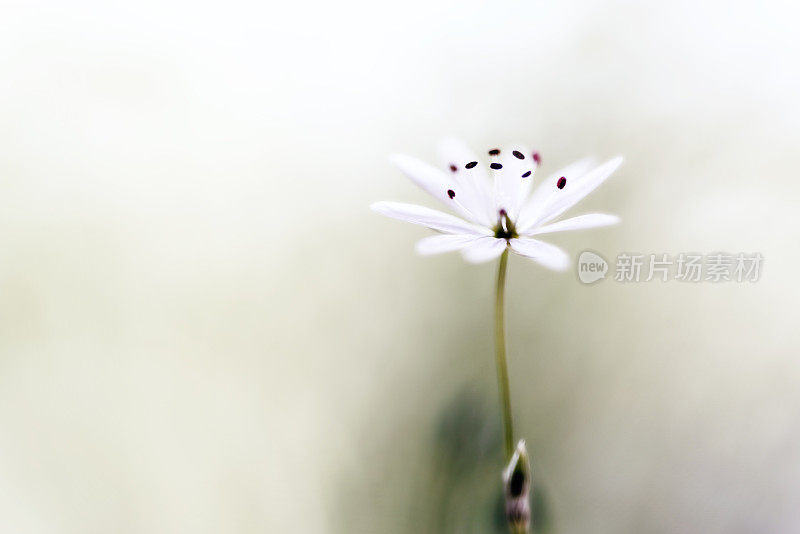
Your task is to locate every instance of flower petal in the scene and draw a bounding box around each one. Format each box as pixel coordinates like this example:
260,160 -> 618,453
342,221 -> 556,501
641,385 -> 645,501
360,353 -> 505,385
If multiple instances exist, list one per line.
516,157 -> 596,231
437,138 -> 495,225
371,201 -> 490,236
492,145 -> 536,221
390,153 -> 487,225
461,237 -> 508,263
509,238 -> 570,271
528,213 -> 620,236
415,234 -> 480,255
528,157 -> 623,228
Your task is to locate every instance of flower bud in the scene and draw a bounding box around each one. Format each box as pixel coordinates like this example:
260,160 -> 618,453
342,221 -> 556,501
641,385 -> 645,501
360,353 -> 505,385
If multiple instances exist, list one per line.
502,440 -> 531,532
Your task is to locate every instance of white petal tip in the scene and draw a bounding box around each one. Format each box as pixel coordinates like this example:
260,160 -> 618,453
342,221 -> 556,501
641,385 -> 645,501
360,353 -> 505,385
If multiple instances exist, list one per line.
415,245 -> 452,256
520,256 -> 570,271
414,246 -> 432,256
388,153 -> 413,168
460,239 -> 507,263
522,253 -> 570,271
509,238 -> 571,271
370,201 -> 389,213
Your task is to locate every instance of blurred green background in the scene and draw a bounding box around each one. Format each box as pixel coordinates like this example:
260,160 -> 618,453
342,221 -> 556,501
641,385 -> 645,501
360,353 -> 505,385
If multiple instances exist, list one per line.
1,1 -> 798,532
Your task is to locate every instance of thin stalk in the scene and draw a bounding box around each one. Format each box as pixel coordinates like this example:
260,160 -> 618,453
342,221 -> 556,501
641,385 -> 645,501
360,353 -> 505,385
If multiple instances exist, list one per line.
494,248 -> 514,460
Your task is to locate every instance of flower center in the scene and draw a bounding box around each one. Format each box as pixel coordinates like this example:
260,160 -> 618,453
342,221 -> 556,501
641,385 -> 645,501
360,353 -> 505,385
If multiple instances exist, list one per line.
493,209 -> 518,240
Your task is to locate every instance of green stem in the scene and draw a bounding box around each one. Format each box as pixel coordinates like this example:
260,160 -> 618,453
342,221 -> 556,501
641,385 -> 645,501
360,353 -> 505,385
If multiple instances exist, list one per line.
494,248 -> 514,460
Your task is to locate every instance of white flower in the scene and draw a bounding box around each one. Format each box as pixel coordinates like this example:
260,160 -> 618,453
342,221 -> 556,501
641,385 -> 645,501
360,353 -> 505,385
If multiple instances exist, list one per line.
371,139 -> 622,270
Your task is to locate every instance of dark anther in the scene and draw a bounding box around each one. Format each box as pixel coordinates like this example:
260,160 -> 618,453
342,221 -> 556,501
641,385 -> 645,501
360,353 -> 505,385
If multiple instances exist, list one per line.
490,163 -> 503,170
447,189 -> 456,199
521,171 -> 531,178
512,150 -> 524,159
449,164 -> 457,172
557,176 -> 567,189
488,149 -> 501,156
465,161 -> 478,169
499,208 -> 507,216
532,152 -> 541,164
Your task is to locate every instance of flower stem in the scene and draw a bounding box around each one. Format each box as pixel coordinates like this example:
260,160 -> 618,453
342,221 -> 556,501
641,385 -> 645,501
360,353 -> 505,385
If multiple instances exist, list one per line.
494,248 -> 514,461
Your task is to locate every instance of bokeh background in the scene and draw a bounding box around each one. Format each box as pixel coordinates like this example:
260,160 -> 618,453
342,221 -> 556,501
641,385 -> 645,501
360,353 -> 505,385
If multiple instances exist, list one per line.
1,1 -> 799,532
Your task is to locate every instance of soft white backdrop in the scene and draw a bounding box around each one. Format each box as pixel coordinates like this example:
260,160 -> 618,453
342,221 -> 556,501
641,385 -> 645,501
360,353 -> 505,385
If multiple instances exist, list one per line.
0,1 -> 799,532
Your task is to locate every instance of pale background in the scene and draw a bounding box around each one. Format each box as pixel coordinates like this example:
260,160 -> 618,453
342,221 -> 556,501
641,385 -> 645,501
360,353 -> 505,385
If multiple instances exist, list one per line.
1,1 -> 799,533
